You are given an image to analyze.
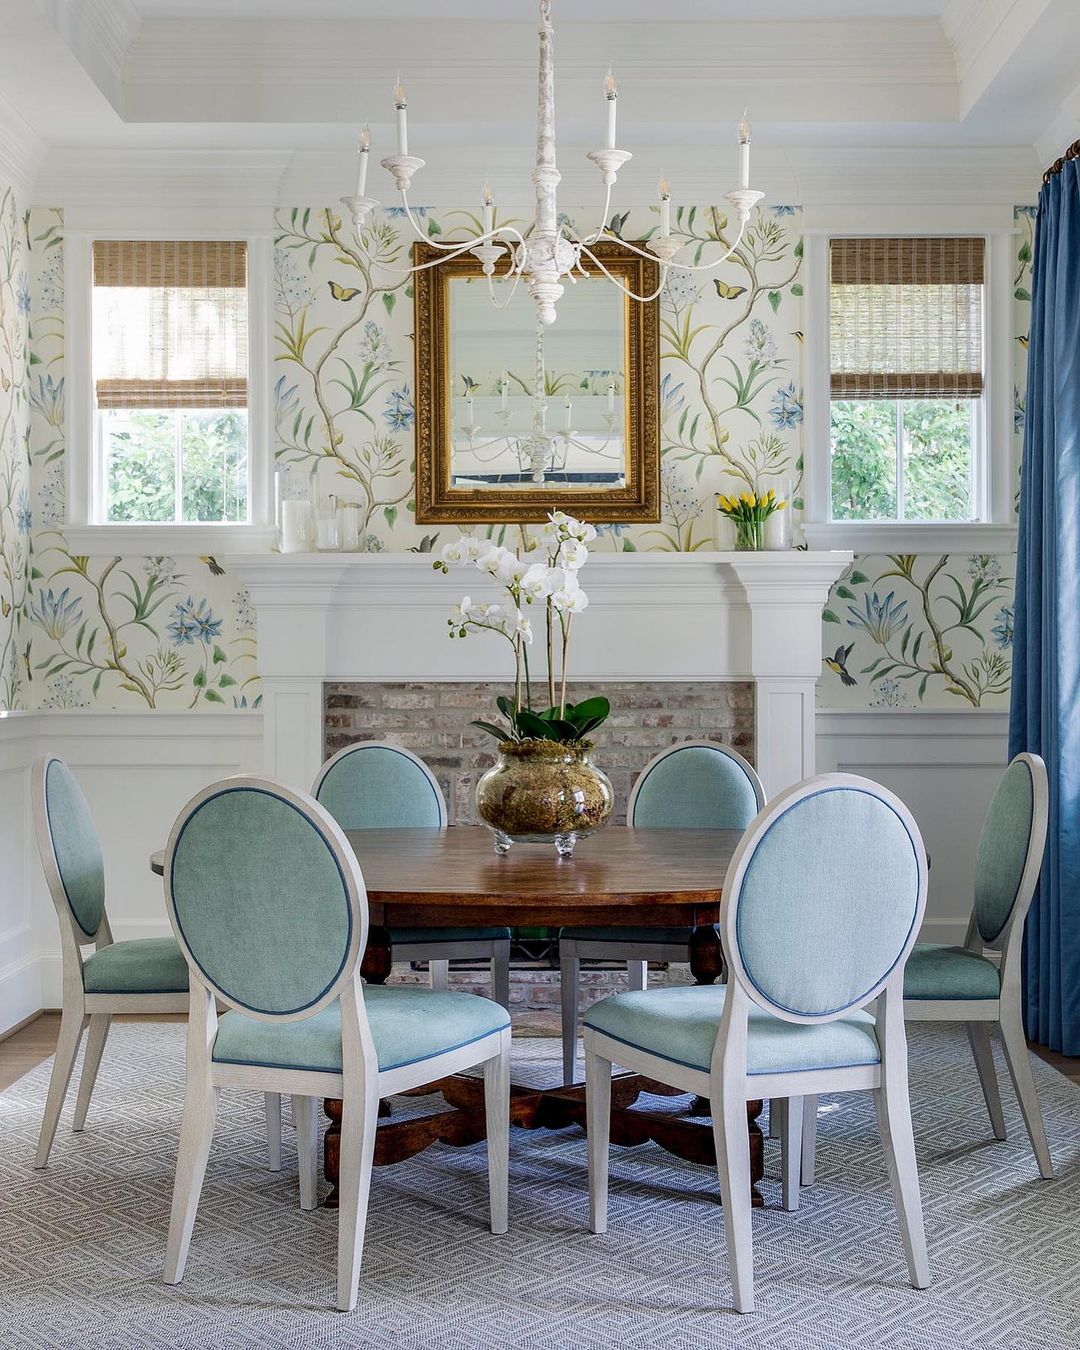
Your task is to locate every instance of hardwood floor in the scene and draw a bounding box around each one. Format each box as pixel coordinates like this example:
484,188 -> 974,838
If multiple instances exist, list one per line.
2,1010 -> 1077,1090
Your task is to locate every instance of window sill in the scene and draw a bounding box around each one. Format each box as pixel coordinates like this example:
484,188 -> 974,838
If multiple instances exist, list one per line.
62,523 -> 277,557
801,522 -> 1017,553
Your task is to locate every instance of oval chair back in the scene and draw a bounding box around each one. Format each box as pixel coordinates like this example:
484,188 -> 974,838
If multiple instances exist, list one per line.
33,755 -> 107,943
721,773 -> 927,1023
973,752 -> 1048,948
627,741 -> 765,831
313,741 -> 447,830
165,777 -> 367,1021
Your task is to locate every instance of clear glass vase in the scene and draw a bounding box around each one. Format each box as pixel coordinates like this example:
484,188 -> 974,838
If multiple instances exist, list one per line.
733,518 -> 765,551
475,739 -> 614,857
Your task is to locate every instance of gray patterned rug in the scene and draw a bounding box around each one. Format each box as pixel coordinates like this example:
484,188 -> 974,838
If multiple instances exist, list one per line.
1,1023 -> 1079,1350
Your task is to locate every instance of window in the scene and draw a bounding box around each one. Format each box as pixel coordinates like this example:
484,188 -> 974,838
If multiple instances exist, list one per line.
92,240 -> 249,524
829,237 -> 985,524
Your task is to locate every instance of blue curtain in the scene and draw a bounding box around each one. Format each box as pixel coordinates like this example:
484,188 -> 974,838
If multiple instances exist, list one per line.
1010,158 -> 1080,1053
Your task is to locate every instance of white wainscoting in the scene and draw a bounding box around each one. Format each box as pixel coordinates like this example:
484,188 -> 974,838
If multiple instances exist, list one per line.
0,705 -> 1009,1035
0,711 -> 264,1033
816,709 -> 1011,944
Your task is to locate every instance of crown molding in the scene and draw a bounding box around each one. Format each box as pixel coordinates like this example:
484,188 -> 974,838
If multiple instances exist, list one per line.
34,0 -> 141,113
35,148 -> 291,207
0,92 -> 46,203
943,0 -> 1055,116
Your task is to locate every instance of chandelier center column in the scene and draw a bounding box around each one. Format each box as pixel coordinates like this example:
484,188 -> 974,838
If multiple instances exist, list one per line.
524,0 -> 571,325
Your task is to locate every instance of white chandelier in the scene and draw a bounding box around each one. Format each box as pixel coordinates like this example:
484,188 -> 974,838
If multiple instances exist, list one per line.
340,0 -> 764,327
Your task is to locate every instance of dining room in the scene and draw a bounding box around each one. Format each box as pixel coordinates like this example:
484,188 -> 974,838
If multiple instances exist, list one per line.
1,1 -> 1080,1346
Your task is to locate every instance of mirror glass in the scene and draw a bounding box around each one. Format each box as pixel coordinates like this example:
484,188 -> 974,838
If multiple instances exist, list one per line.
447,275 -> 627,491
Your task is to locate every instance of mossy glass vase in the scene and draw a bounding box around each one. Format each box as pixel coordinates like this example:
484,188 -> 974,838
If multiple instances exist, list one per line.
475,739 -> 614,857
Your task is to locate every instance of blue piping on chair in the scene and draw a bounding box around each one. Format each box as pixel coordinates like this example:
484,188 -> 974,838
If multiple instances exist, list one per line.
212,1021 -> 510,1076
170,785 -> 354,1019
584,1023 -> 881,1077
734,785 -> 921,1019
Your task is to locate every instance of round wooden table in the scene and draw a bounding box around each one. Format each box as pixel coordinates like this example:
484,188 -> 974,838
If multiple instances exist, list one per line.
152,826 -> 764,1206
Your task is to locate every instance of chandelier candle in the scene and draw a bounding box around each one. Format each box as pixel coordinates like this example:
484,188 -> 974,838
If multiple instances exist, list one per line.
482,183 -> 495,233
659,176 -> 671,237
739,110 -> 752,189
604,69 -> 617,150
356,125 -> 370,196
394,76 -> 408,155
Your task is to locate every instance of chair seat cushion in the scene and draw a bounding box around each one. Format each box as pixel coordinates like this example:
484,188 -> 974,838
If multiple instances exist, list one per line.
560,925 -> 693,947
903,944 -> 1001,1000
212,984 -> 510,1075
584,985 -> 880,1076
82,937 -> 189,995
392,927 -> 511,946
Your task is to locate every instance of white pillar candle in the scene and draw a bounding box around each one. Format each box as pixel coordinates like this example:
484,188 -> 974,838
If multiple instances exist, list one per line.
482,183 -> 494,234
394,76 -> 408,156
604,69 -> 617,150
659,175 -> 671,238
281,499 -> 313,553
738,110 -> 751,190
356,124 -> 370,197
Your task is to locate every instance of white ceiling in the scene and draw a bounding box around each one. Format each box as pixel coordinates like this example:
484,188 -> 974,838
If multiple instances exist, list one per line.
1,0 -> 1076,206
129,1 -> 950,19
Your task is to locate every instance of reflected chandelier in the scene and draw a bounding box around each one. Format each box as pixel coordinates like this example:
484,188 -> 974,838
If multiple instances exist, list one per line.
341,0 -> 764,327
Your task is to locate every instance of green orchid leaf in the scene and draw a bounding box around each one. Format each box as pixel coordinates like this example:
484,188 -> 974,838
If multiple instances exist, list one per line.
515,710 -> 562,741
471,719 -> 511,742
566,695 -> 610,723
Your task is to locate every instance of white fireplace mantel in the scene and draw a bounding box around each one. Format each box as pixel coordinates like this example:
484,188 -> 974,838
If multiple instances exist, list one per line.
230,550 -> 852,799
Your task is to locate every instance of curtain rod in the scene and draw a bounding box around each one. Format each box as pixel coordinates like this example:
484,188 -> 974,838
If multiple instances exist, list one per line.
1043,138 -> 1080,184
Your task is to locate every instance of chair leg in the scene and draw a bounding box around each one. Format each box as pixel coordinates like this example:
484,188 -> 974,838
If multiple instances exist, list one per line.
627,959 -> 648,992
492,939 -> 511,1011
336,1074 -> 380,1313
72,1013 -> 112,1132
428,959 -> 449,992
966,1022 -> 1006,1142
265,1092 -> 282,1171
561,948 -> 580,1085
585,1043 -> 611,1234
801,1093 -> 818,1186
778,1097 -> 803,1212
767,1099 -> 780,1139
293,1095 -> 319,1211
484,1040 -> 510,1234
874,1075 -> 930,1290
998,1007 -> 1054,1179
713,1089 -> 754,1313
34,1008 -> 86,1168
163,1072 -> 219,1284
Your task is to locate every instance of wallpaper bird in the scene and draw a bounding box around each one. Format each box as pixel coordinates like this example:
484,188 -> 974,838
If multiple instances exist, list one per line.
825,642 -> 857,687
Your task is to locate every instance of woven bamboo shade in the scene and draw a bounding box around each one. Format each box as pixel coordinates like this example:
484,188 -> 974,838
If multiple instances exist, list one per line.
830,237 -> 984,399
92,240 -> 248,410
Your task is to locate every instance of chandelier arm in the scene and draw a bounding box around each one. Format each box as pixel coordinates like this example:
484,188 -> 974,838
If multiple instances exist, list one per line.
486,267 -> 526,311
354,221 -> 529,279
567,182 -> 613,249
394,192 -> 529,257
584,214 -> 751,274
576,243 -> 670,303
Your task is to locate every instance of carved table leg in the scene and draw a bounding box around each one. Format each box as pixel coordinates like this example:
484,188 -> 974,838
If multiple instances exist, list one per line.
324,923 -> 393,1208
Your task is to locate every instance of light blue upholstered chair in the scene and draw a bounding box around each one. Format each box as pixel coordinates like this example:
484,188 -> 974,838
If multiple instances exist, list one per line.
800,753 -> 1052,1187
314,741 -> 511,1005
559,740 -> 764,1082
584,773 -> 929,1314
30,755 -> 280,1171
162,775 -> 511,1312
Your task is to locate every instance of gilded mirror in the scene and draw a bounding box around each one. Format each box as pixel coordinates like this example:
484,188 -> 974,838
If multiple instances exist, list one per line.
413,241 -> 660,524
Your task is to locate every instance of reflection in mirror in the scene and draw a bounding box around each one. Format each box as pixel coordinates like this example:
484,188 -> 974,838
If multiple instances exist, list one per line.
449,277 -> 626,491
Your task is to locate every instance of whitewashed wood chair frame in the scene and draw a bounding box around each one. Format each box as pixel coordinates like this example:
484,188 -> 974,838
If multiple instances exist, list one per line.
162,775 -> 510,1313
30,755 -> 281,1172
560,740 -> 765,1084
799,752 -> 1052,1188
585,773 -> 930,1315
314,741 -> 511,1007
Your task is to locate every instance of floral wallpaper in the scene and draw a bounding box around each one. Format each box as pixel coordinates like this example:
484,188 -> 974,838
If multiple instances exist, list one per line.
2,201 -> 1034,712
815,206 -> 1034,711
16,208 -> 259,712
0,184 -> 30,709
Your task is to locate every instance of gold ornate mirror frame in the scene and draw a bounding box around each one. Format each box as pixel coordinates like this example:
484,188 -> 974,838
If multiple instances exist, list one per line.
413,240 -> 660,524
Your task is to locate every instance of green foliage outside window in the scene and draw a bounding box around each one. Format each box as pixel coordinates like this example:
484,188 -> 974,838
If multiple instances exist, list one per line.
830,398 -> 975,523
105,410 -> 248,523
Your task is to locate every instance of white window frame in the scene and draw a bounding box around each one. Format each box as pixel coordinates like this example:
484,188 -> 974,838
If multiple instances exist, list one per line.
64,207 -> 276,555
801,214 -> 1018,553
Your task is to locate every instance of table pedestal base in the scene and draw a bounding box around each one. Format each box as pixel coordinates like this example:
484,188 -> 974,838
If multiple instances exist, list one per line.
322,1076 -> 764,1209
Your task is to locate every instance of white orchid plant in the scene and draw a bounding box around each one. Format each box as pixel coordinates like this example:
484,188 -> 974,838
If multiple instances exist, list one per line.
434,510 -> 610,745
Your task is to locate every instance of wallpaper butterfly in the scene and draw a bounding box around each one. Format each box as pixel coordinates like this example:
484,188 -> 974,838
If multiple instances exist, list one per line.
328,281 -> 362,302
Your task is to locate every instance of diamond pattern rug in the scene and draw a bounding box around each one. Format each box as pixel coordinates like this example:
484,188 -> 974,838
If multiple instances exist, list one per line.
1,1023 -> 1079,1349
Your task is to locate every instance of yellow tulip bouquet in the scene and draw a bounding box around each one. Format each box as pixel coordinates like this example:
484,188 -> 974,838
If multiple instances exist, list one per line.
715,488 -> 787,551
